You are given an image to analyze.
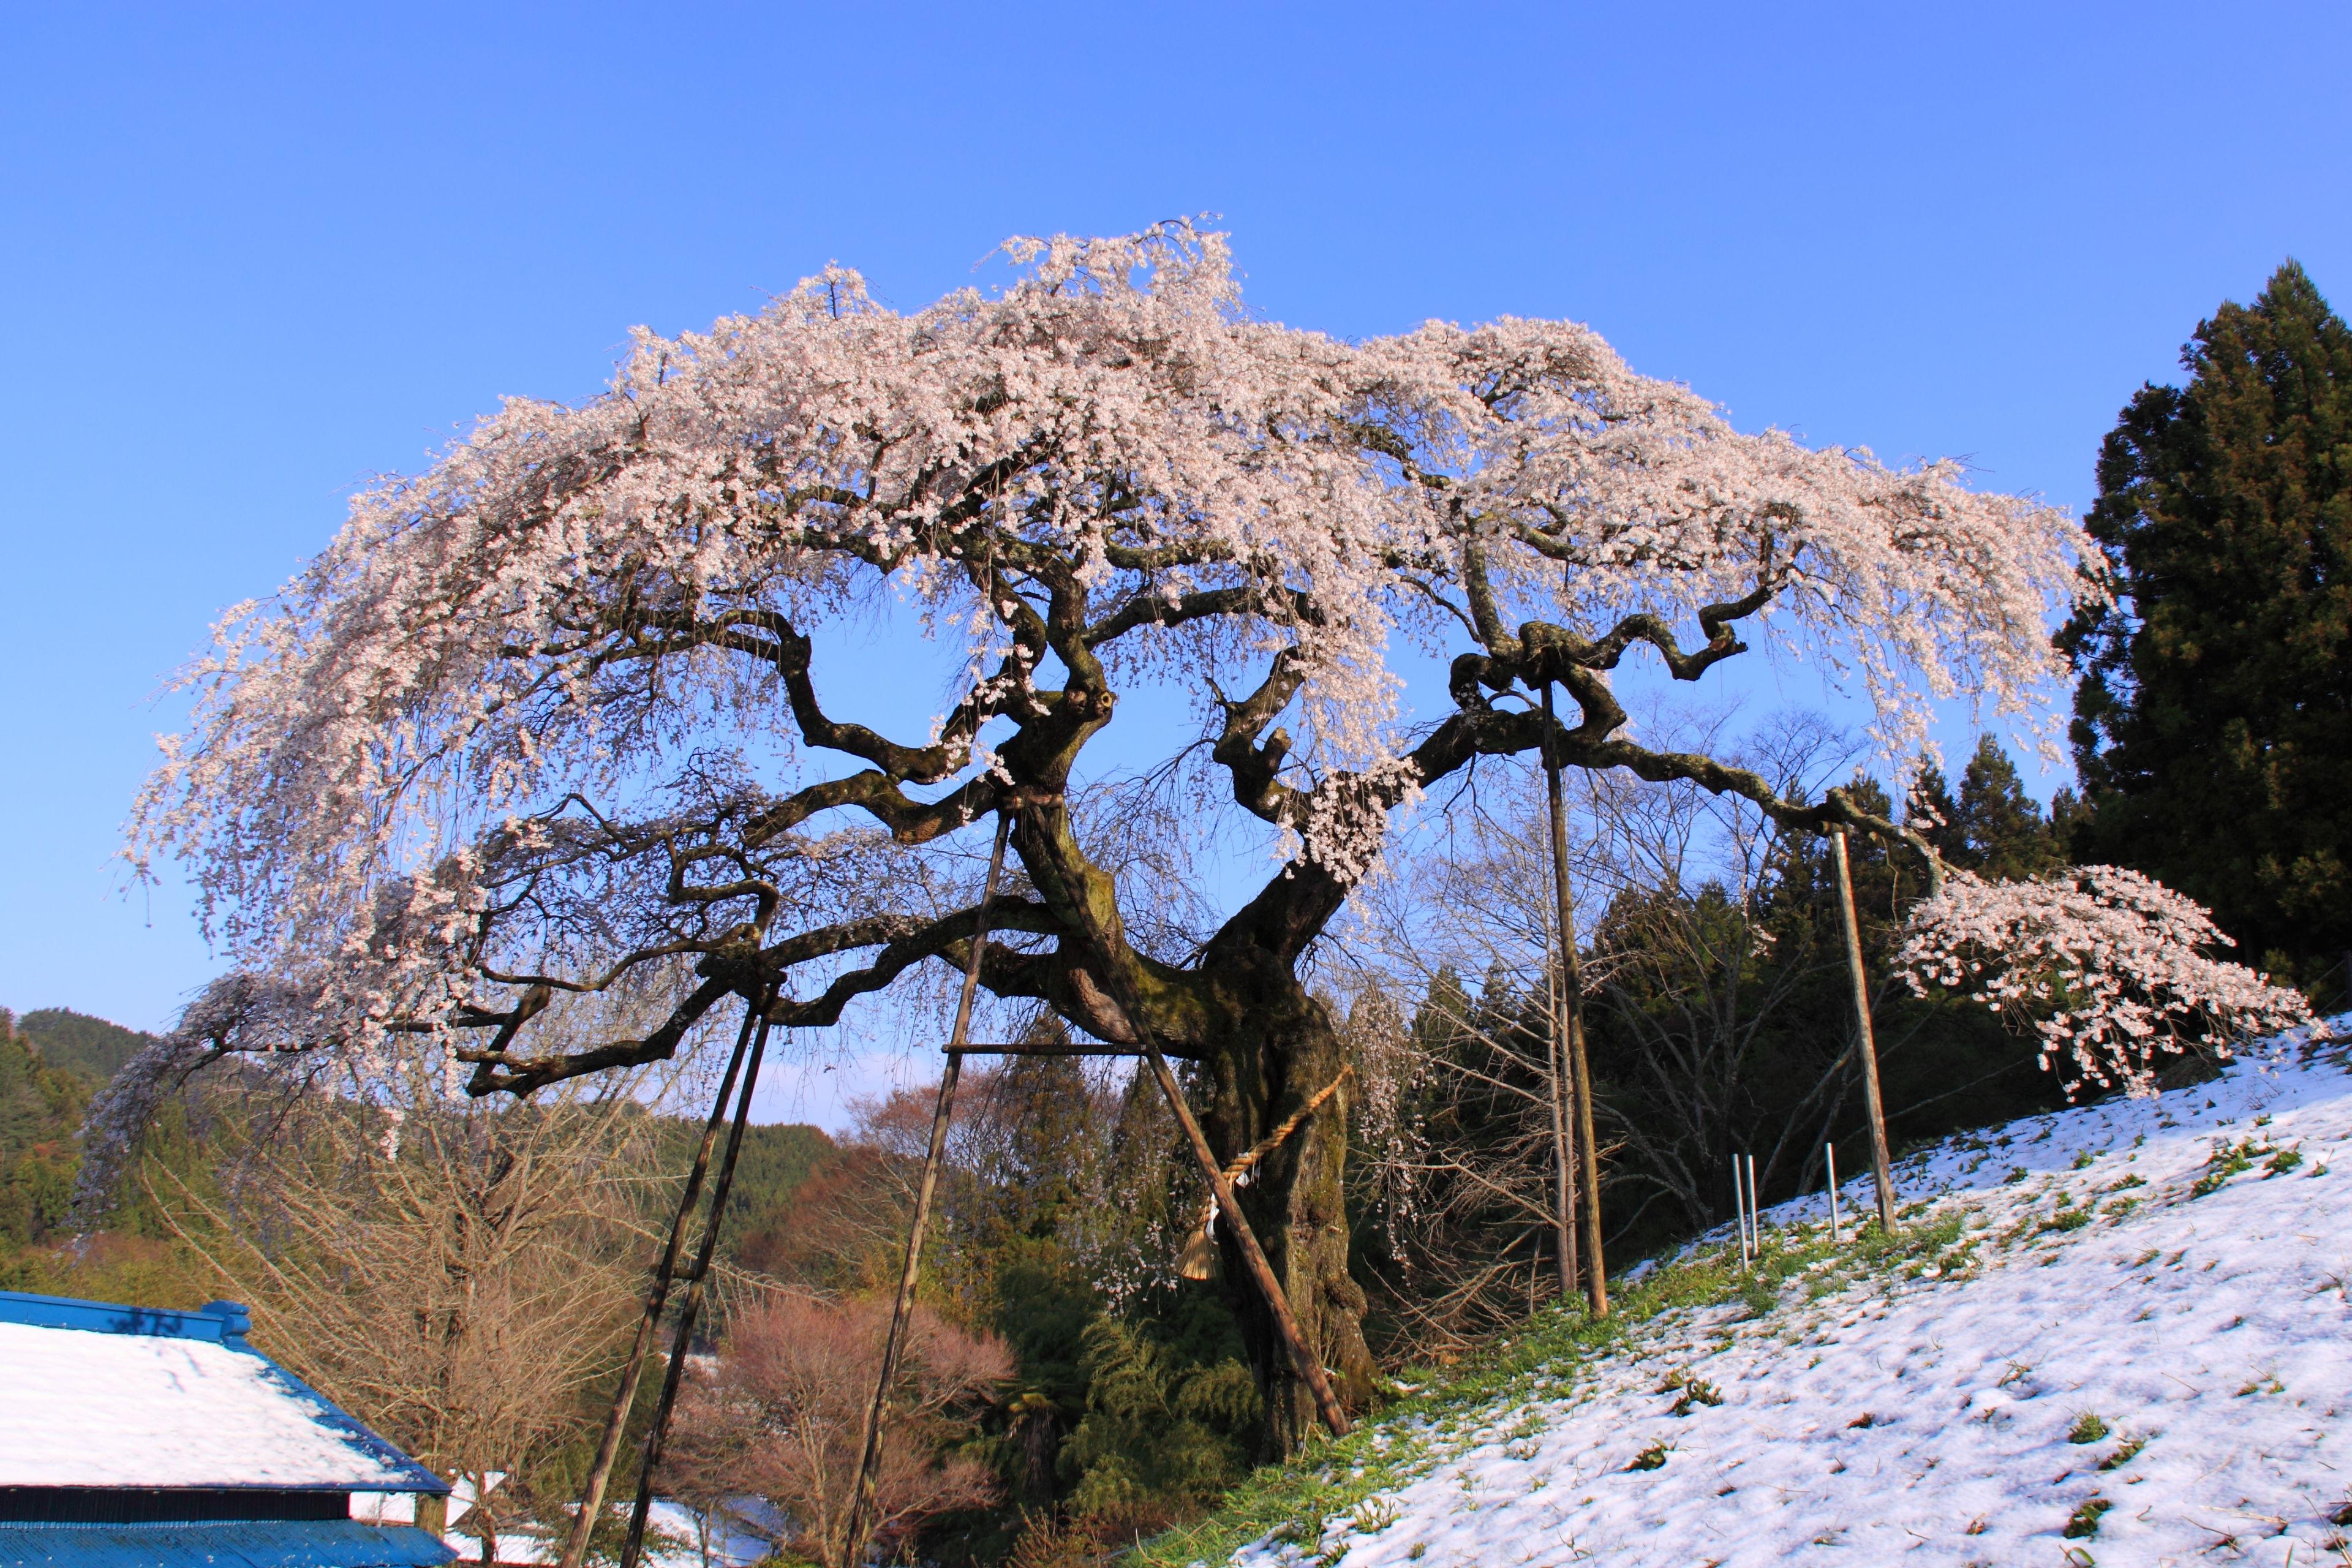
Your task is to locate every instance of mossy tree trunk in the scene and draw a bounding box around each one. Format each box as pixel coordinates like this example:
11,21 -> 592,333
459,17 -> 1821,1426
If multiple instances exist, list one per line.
1196,967 -> 1376,1454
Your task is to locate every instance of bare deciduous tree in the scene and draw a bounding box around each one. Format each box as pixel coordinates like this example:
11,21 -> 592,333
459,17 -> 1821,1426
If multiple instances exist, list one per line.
146,1055 -> 660,1563
1345,714 -> 1874,1319
665,1294 -> 1011,1567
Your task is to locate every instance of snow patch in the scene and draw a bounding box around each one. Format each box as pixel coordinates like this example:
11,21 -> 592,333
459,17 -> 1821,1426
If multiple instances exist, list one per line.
1225,1025 -> 2352,1567
0,1321 -> 421,1489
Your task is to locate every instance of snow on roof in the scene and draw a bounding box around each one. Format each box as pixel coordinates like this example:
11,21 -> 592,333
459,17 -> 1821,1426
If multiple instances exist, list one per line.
0,1293 -> 442,1493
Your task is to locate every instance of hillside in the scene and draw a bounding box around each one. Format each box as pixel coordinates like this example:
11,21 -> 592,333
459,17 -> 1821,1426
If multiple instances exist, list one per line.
13,1008 -> 152,1086
1149,1025 -> 2352,1568
650,1115 -> 834,1241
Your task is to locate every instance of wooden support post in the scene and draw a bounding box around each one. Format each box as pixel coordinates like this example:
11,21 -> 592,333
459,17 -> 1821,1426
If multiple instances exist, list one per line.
1829,826 -> 1899,1235
1542,682 -> 1608,1317
557,999 -> 761,1568
1544,959 -> 1580,1305
943,1041 -> 1144,1057
619,994 -> 776,1568
1135,1032 -> 1351,1439
840,814 -> 1014,1564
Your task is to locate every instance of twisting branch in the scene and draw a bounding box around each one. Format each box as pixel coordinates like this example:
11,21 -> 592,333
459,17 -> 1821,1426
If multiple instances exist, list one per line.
127,222 -> 2095,1464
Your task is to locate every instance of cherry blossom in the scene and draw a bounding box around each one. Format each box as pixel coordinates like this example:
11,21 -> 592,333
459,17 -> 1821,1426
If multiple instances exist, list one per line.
1897,866 -> 2315,1098
118,221 -> 2103,1446
129,222 -> 2084,1068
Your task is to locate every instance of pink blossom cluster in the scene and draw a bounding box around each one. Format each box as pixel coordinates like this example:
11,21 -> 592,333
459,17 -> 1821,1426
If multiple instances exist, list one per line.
127,222 -> 2087,1077
1897,866 -> 2315,1098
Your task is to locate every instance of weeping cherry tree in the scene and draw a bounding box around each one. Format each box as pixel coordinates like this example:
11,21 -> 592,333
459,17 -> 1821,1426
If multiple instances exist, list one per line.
128,222 -> 2302,1455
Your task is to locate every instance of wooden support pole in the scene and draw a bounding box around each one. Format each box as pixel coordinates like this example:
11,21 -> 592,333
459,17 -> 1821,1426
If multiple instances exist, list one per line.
1826,1142 -> 1842,1245
1829,826 -> 1900,1235
1135,1032 -> 1351,1438
840,813 -> 1014,1564
1542,682 -> 1608,1317
557,999 -> 760,1568
619,993 -> 776,1568
1543,956 -> 1580,1305
930,1041 -> 1144,1057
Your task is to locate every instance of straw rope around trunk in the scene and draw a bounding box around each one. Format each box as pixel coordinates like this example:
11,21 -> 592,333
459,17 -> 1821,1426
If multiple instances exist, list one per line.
1176,1065 -> 1355,1281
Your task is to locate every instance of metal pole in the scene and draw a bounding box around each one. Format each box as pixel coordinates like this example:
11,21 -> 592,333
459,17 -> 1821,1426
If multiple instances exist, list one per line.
1542,682 -> 1608,1317
1741,1155 -> 1755,1258
557,1000 -> 760,1568
620,995 -> 775,1568
1829,826 -> 1900,1235
1746,1154 -> 1760,1252
1733,1156 -> 1748,1267
1826,1142 -> 1841,1245
841,813 -> 1014,1563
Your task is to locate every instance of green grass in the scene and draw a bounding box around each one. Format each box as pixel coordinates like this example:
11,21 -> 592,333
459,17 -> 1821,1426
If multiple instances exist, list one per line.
1668,1376 -> 1723,1416
1125,1211 -> 1972,1567
2098,1433 -> 2148,1471
2190,1137 -> 2268,1197
2063,1496 -> 2113,1539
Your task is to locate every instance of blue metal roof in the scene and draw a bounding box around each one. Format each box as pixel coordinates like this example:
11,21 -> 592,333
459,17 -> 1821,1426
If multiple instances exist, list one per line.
0,1520 -> 456,1567
0,1291 -> 252,1346
0,1291 -> 447,1497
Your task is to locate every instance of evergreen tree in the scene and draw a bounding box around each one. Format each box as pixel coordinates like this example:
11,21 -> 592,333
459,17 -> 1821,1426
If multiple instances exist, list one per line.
1905,737 -> 2060,880
2064,262 -> 2352,976
1951,736 -> 2062,880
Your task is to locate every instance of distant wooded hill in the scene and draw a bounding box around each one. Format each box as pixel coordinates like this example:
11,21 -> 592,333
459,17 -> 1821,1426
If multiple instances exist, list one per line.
12,1008 -> 152,1086
648,1115 -> 837,1264
1,1000 -> 839,1310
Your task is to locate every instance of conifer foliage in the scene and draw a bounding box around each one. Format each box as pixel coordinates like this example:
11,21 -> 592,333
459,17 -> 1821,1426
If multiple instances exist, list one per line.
2064,262 -> 2352,976
1909,736 -> 2070,883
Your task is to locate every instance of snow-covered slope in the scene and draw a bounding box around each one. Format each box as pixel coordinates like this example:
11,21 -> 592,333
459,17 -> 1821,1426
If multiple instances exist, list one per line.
1213,1027 -> 2352,1568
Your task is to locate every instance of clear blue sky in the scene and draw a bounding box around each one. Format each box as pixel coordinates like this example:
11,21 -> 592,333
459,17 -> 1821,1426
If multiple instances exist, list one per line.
2,3 -> 2346,1109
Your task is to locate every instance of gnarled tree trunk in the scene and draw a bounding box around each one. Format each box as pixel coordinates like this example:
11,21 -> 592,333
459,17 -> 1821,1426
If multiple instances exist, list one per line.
1195,960 -> 1376,1455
